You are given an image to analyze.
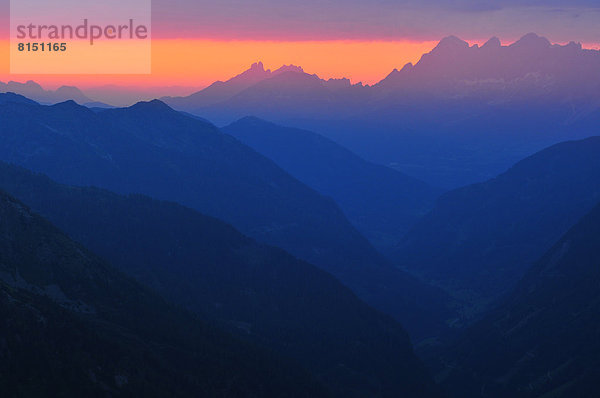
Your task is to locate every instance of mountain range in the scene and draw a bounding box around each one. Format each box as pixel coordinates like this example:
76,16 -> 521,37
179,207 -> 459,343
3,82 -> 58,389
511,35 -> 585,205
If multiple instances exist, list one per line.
3,31 -> 600,397
0,189 -> 328,397
0,93 -> 455,340
437,199 -> 600,397
395,136 -> 600,315
6,34 -> 600,188
223,116 -> 440,251
0,80 -> 94,106
162,62 -> 307,110
0,161 -> 439,397
377,33 -> 600,98
161,63 -> 367,125
160,34 -> 600,188
160,33 -> 600,123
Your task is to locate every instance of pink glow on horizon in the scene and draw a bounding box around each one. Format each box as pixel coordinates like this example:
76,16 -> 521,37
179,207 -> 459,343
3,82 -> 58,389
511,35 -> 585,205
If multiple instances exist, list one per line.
1,37 -> 599,93
0,39 -> 438,88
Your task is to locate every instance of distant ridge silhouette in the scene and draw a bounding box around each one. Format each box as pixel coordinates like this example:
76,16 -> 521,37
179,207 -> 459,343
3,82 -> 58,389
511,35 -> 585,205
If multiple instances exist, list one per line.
7,34 -> 600,188
0,80 -> 92,105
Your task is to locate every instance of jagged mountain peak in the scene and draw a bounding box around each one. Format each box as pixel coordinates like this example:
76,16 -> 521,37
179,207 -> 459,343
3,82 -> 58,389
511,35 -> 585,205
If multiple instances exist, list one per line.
249,61 -> 266,72
232,61 -> 272,81
433,35 -> 470,52
273,64 -> 305,74
400,62 -> 414,72
482,36 -> 502,49
511,32 -> 551,49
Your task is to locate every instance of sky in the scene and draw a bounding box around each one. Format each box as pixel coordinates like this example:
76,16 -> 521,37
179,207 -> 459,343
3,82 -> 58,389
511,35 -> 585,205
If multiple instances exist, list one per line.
1,0 -> 599,89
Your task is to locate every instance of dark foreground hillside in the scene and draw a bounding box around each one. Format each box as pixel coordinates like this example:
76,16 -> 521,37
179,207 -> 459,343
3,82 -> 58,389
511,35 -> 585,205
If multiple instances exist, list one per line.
438,201 -> 600,397
396,136 -> 600,314
0,191 -> 328,397
0,162 -> 440,398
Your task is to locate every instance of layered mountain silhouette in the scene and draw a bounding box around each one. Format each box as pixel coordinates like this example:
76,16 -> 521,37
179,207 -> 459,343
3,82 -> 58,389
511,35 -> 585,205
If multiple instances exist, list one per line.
161,61 -> 369,125
162,62 -> 306,110
377,33 -> 600,99
10,34 -> 600,187
224,116 -> 440,251
157,34 -> 600,188
0,161 -> 439,398
0,190 -> 328,397
319,34 -> 600,188
162,33 -> 600,123
0,93 -> 455,340
395,136 -> 600,313
0,80 -> 93,105
438,200 -> 600,397
3,30 -> 600,397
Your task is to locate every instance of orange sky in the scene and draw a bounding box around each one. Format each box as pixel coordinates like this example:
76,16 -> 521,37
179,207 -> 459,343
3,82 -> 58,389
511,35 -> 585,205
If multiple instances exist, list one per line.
2,38 -> 599,92
0,39 -> 438,90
